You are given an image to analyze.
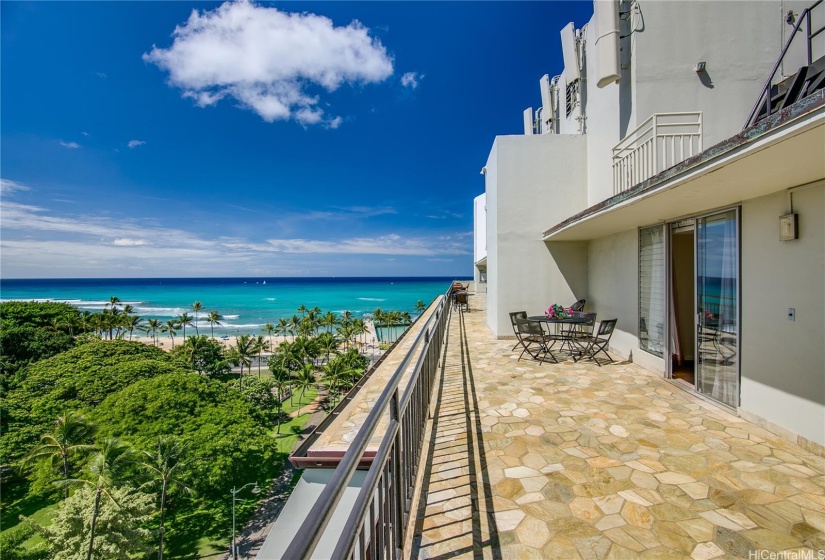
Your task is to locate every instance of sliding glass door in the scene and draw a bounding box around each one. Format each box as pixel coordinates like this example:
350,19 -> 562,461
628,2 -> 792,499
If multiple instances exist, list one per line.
696,209 -> 739,408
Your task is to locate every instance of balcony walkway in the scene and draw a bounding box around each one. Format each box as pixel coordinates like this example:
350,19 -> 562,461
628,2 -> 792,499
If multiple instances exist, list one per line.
406,294 -> 824,559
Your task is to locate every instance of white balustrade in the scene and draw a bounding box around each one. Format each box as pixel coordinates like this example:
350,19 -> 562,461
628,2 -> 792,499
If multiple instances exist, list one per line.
612,112 -> 702,194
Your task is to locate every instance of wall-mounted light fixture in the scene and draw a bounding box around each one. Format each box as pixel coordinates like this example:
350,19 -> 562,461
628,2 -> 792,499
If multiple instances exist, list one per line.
779,213 -> 798,241
693,61 -> 706,73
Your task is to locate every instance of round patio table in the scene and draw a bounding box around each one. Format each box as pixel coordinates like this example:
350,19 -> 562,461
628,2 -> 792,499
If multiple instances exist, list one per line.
527,315 -> 591,357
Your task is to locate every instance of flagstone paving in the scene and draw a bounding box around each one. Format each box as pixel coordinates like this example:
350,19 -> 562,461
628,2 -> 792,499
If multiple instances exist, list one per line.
407,294 -> 825,559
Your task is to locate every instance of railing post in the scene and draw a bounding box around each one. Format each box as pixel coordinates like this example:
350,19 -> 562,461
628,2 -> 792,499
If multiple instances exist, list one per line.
391,388 -> 404,558
652,115 -> 659,177
806,9 -> 813,65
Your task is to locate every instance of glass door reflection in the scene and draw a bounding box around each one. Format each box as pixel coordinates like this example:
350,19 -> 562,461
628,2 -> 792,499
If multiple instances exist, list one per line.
696,209 -> 739,408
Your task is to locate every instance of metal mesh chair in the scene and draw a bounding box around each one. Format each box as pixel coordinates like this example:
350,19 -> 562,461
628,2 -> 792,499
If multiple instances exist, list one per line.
566,312 -> 597,354
453,291 -> 469,312
573,318 -> 617,366
514,318 -> 556,363
570,299 -> 587,312
509,311 -> 527,350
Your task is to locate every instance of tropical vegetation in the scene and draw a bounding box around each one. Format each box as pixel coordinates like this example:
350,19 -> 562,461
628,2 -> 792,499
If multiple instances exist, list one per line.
0,297 -> 426,558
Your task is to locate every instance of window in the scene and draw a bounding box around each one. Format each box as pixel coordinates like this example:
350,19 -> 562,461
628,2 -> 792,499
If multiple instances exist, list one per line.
565,81 -> 577,117
639,225 -> 665,356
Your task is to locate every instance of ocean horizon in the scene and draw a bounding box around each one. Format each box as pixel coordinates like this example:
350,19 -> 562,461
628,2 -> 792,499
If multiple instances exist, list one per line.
0,276 -> 466,336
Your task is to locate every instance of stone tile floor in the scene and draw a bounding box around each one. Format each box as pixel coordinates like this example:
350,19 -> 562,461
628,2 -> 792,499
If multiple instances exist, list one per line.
407,295 -> 825,559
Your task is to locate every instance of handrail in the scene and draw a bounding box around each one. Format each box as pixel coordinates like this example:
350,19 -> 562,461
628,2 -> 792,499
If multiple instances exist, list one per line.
280,285 -> 452,559
744,0 -> 824,129
612,112 -> 702,194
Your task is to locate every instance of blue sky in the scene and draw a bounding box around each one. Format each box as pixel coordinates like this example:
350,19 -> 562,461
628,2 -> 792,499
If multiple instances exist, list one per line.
1,1 -> 592,279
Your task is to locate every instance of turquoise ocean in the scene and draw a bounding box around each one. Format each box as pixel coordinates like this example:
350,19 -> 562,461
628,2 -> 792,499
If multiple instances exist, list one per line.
0,277 -> 461,337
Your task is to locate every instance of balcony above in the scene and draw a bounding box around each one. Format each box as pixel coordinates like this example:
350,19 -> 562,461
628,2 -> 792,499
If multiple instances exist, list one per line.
544,90 -> 825,242
612,112 -> 703,195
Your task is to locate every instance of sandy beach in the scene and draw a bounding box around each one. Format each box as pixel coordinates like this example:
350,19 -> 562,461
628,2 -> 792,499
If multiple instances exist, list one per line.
131,321 -> 381,353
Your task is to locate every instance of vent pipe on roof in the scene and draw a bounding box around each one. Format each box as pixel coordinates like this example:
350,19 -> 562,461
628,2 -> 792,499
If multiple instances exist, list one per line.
594,0 -> 621,88
561,23 -> 581,85
523,107 -> 534,135
539,74 -> 556,134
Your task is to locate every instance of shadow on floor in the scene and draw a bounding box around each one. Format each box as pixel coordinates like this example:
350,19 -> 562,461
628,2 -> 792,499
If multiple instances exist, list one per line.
409,309 -> 502,560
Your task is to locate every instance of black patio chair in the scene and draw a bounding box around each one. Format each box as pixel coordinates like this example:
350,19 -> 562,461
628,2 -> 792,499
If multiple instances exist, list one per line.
570,299 -> 586,312
573,318 -> 617,367
514,318 -> 557,363
454,291 -> 469,312
566,312 -> 597,355
509,311 -> 527,350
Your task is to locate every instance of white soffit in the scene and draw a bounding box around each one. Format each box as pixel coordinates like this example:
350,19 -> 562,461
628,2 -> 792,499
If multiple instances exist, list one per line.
544,111 -> 825,241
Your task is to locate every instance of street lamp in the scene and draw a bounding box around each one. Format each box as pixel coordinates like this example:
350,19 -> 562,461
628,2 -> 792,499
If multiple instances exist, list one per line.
230,482 -> 261,559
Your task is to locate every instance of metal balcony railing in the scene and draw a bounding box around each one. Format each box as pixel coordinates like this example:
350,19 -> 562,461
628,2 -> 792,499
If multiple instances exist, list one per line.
281,287 -> 451,560
612,112 -> 703,195
745,0 -> 825,129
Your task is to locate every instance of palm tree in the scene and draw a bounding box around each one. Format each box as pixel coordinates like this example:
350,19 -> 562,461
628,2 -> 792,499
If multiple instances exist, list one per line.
137,437 -> 193,560
108,296 -> 121,311
207,310 -> 223,339
289,315 -> 300,342
323,359 -> 358,406
146,319 -> 162,347
339,323 -> 359,349
253,335 -> 267,377
162,320 -> 178,347
293,363 -> 316,407
297,304 -> 308,317
68,437 -> 134,560
122,314 -> 141,341
263,323 -> 275,351
177,312 -> 194,341
102,307 -> 120,340
191,301 -> 203,336
322,312 -> 338,334
275,318 -> 289,342
372,308 -> 384,343
315,331 -> 340,364
233,334 -> 255,388
415,300 -> 426,315
78,311 -> 95,334
23,411 -> 95,498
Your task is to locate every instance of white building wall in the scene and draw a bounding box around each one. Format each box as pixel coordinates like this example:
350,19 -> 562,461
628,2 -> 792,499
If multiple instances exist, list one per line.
473,193 -> 487,293
485,143 -> 501,332
484,134 -> 589,336
582,18 -> 621,207
586,230 -> 642,360
629,1 -> 778,148
739,183 -> 825,448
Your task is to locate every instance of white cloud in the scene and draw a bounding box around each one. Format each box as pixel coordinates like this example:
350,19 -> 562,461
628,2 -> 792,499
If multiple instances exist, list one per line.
227,234 -> 469,256
127,140 -> 146,149
144,0 -> 394,126
401,71 -> 423,89
60,141 -> 81,149
81,131 -> 90,137
0,179 -> 30,195
0,192 -> 470,277
113,238 -> 148,246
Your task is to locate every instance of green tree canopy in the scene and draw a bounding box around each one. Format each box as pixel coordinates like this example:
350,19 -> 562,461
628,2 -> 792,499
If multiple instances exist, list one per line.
170,336 -> 229,376
0,301 -> 81,381
1,341 -> 188,465
91,373 -> 277,498
36,484 -> 154,560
